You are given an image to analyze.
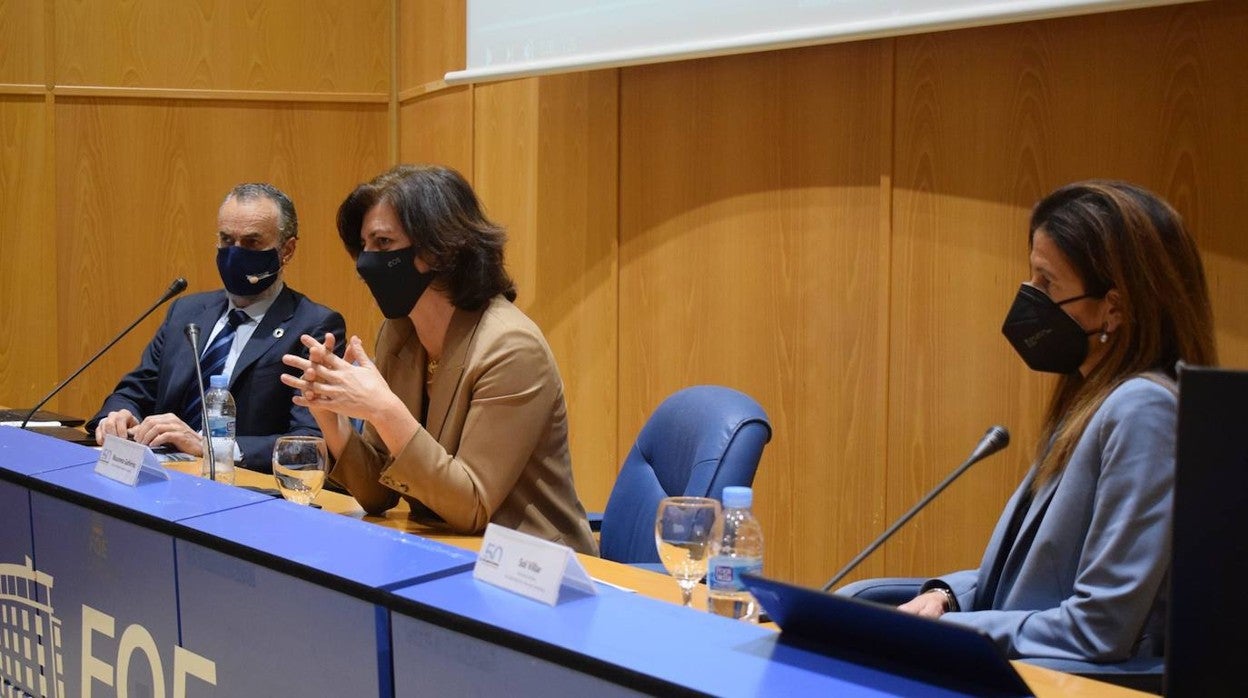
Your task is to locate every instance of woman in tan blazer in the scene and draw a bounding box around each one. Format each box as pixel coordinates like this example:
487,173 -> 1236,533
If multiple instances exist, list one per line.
281,165 -> 597,555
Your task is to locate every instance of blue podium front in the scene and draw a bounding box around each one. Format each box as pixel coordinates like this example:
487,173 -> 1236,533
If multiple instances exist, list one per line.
0,427 -> 1035,698
389,571 -> 973,697
175,500 -> 474,696
1,478 -> 45,697
22,457 -> 272,698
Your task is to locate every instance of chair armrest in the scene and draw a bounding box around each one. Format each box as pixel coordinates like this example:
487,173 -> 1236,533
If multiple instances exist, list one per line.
587,511 -> 603,532
833,577 -> 927,606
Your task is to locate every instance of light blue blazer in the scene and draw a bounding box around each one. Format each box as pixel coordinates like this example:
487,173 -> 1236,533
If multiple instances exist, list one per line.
936,376 -> 1175,661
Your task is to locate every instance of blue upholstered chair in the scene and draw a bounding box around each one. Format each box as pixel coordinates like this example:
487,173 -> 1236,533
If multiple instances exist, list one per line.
595,385 -> 772,567
834,578 -> 1164,694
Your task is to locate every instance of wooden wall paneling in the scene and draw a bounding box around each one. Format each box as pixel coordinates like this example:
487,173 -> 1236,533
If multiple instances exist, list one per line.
530,71 -> 619,511
619,42 -> 892,586
472,78 -> 538,294
55,0 -> 390,93
54,98 -> 388,420
0,0 -> 45,86
887,0 -> 1248,579
398,0 -> 465,90
398,86 -> 474,178
1158,0 -> 1248,368
0,97 -> 55,408
471,74 -> 621,511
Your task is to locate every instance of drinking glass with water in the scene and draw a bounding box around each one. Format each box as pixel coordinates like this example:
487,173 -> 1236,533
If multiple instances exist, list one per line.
654,496 -> 722,607
271,436 -> 328,505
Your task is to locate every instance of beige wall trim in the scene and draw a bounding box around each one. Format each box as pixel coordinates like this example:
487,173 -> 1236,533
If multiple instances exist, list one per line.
50,86 -> 388,104
398,79 -> 453,104
0,84 -> 47,95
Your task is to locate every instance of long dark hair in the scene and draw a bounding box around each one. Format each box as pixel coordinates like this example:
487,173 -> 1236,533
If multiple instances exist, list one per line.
337,165 -> 516,310
1031,180 -> 1217,487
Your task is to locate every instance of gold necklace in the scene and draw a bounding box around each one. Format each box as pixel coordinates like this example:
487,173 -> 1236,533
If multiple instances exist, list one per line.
425,357 -> 439,384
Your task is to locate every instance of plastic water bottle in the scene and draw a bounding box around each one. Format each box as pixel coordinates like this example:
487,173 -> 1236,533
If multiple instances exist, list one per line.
201,374 -> 237,485
707,486 -> 764,622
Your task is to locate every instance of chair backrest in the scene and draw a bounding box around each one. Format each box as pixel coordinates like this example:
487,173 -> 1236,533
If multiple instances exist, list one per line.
598,385 -> 772,564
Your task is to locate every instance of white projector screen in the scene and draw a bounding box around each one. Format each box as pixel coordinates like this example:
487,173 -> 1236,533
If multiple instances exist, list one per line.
445,0 -> 1198,85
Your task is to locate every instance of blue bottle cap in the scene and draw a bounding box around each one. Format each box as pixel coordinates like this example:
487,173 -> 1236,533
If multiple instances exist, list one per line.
722,486 -> 753,509
209,374 -> 229,389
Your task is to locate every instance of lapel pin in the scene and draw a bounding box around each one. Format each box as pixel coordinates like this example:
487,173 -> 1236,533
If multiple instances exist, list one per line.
273,328 -> 285,339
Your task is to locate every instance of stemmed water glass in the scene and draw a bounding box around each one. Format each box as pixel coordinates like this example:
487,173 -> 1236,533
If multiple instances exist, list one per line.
654,496 -> 723,608
271,436 -> 328,505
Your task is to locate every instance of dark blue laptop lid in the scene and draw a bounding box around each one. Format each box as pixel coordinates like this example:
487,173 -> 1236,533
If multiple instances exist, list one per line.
742,573 -> 1033,697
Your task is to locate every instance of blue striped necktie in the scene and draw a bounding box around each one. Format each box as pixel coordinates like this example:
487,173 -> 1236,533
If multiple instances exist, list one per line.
183,309 -> 250,427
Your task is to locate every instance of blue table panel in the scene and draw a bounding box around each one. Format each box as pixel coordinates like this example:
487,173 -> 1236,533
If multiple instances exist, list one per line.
0,426 -> 97,477
31,493 -> 181,698
33,463 -> 272,523
0,479 -> 32,564
180,499 -> 475,589
392,573 -> 974,697
176,541 -> 386,697
391,612 -> 646,697
0,480 -> 39,696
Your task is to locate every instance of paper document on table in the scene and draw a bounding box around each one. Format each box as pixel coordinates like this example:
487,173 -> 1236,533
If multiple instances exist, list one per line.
0,421 -> 62,427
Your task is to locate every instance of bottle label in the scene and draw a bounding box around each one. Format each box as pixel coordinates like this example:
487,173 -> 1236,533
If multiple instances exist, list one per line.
708,556 -> 763,593
206,414 -> 235,438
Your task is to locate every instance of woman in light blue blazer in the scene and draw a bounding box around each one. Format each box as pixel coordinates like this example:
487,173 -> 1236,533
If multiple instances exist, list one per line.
898,181 -> 1218,662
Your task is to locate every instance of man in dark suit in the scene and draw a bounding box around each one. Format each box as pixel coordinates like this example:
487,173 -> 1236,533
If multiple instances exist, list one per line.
86,183 -> 346,472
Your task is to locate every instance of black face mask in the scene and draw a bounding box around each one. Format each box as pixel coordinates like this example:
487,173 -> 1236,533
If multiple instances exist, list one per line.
217,246 -> 282,297
1001,284 -> 1099,374
356,248 -> 436,319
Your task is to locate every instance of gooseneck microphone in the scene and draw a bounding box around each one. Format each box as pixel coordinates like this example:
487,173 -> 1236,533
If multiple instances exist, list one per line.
20,277 -> 188,430
183,323 -> 217,481
820,425 -> 1011,593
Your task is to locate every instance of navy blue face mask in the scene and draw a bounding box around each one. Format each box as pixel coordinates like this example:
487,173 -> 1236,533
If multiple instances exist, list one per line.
1001,283 -> 1100,374
217,246 -> 281,296
356,248 -> 437,319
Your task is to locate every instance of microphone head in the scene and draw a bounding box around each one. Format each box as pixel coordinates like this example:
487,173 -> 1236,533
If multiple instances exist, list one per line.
967,425 -> 1011,464
184,322 -> 200,344
158,277 -> 189,304
984,425 -> 1010,451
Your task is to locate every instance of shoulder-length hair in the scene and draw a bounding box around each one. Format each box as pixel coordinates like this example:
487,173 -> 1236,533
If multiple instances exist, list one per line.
337,165 -> 516,310
1031,180 -> 1217,488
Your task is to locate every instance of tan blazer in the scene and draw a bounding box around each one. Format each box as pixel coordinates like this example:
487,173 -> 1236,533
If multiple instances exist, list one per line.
329,296 -> 598,555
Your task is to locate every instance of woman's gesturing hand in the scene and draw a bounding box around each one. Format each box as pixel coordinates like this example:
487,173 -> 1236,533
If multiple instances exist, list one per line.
282,334 -> 396,422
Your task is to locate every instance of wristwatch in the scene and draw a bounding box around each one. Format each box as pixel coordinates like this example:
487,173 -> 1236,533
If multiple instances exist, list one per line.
929,587 -> 956,612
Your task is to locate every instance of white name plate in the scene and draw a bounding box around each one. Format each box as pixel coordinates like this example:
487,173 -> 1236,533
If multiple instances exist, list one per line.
473,523 -> 598,606
95,434 -> 169,486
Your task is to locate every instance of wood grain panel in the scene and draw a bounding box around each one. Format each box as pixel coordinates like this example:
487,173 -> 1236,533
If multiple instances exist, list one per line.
887,0 -> 1248,579
530,71 -> 619,512
53,98 -> 388,420
0,97 -> 55,409
55,0 -> 389,93
398,0 -> 465,90
473,72 -> 620,511
0,0 -> 44,85
620,42 -> 891,586
398,85 -> 473,179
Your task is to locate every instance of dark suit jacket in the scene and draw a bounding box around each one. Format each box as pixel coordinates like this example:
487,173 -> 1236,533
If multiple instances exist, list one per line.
86,286 -> 346,472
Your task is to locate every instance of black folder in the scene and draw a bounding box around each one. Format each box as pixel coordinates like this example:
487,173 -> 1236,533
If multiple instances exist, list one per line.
0,408 -> 87,427
24,425 -> 99,446
742,573 -> 1033,697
